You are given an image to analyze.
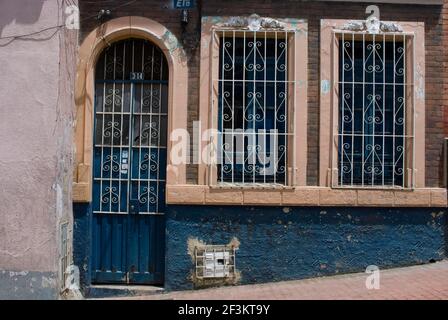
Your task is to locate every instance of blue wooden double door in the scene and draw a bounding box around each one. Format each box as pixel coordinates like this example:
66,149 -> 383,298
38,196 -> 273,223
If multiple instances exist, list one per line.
91,39 -> 168,285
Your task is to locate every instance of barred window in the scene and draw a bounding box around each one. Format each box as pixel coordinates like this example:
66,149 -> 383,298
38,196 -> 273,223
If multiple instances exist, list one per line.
336,33 -> 414,188
214,30 -> 296,185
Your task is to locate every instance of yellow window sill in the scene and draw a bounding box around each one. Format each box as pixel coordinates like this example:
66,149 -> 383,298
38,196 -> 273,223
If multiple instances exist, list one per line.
166,185 -> 447,207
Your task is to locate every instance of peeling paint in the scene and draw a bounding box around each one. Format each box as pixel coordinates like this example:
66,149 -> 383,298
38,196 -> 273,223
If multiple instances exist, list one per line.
186,237 -> 241,289
415,66 -> 425,101
9,271 -> 28,277
201,37 -> 209,50
56,184 -> 63,218
0,271 -> 58,299
187,237 -> 207,260
297,79 -> 307,89
162,30 -> 180,54
321,80 -> 330,95
41,276 -> 57,288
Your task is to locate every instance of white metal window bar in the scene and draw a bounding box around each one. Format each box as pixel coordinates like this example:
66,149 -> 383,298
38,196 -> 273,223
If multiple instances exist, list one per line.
211,30 -> 297,187
333,31 -> 415,189
93,39 -> 168,215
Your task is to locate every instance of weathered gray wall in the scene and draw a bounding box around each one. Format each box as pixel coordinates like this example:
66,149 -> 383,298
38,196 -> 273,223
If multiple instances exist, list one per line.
0,0 -> 77,299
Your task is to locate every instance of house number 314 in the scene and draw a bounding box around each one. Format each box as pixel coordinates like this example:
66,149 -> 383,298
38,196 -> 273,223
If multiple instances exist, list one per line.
130,72 -> 144,80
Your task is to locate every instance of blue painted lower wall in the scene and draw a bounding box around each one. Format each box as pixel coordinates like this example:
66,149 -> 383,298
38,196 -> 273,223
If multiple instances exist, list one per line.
164,206 -> 446,290
73,203 -> 92,292
73,204 -> 447,292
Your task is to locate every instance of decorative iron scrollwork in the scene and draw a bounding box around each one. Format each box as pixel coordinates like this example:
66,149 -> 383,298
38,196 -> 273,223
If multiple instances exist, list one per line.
105,55 -> 124,79
140,153 -> 158,172
101,186 -> 119,204
103,155 -> 120,173
103,121 -> 122,139
143,55 -> 162,75
105,89 -> 122,107
142,89 -> 160,110
139,186 -> 157,204
141,122 -> 159,139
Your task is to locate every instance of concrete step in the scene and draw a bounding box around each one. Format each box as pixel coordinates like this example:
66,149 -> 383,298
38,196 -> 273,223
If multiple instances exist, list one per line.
87,284 -> 165,299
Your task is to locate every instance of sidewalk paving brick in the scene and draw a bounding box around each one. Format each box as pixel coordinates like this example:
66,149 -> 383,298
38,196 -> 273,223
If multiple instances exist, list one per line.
115,260 -> 448,300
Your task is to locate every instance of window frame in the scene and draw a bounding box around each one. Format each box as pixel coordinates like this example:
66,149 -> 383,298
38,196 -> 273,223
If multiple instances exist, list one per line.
73,17 -> 189,203
319,19 -> 426,189
198,16 -> 308,188
214,30 -> 294,186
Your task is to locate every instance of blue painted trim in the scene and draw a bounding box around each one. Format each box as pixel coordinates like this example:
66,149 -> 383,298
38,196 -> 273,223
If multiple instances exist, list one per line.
73,202 -> 93,293
95,80 -> 168,85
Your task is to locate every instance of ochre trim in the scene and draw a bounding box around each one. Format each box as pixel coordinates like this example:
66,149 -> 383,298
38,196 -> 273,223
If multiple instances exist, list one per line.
73,16 -> 188,202
166,185 -> 447,207
319,19 -> 425,188
198,17 -> 309,186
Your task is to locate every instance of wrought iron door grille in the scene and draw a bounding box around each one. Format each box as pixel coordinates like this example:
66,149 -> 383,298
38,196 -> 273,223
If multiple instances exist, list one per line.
334,32 -> 415,189
93,39 -> 168,215
211,30 -> 297,186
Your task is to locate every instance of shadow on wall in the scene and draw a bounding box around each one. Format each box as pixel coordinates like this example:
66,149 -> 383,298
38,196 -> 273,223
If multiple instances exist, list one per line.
0,0 -> 45,36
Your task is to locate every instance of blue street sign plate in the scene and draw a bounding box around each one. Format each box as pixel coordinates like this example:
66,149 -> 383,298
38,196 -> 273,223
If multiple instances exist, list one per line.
174,0 -> 195,9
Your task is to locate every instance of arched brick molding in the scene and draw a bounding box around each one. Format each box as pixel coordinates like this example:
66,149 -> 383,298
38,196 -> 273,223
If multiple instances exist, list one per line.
73,16 -> 188,202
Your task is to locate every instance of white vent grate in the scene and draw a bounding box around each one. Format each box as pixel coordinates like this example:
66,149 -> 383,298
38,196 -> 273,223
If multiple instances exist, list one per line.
195,245 -> 236,279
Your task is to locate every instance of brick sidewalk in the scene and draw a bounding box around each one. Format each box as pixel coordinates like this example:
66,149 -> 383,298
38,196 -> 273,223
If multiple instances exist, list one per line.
129,261 -> 448,300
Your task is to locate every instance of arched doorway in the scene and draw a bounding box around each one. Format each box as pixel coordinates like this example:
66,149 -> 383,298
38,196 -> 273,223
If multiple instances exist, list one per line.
91,38 -> 168,284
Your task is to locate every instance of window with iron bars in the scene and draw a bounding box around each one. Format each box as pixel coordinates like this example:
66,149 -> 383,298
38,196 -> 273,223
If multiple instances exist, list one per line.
214,30 -> 296,186
335,32 -> 414,189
